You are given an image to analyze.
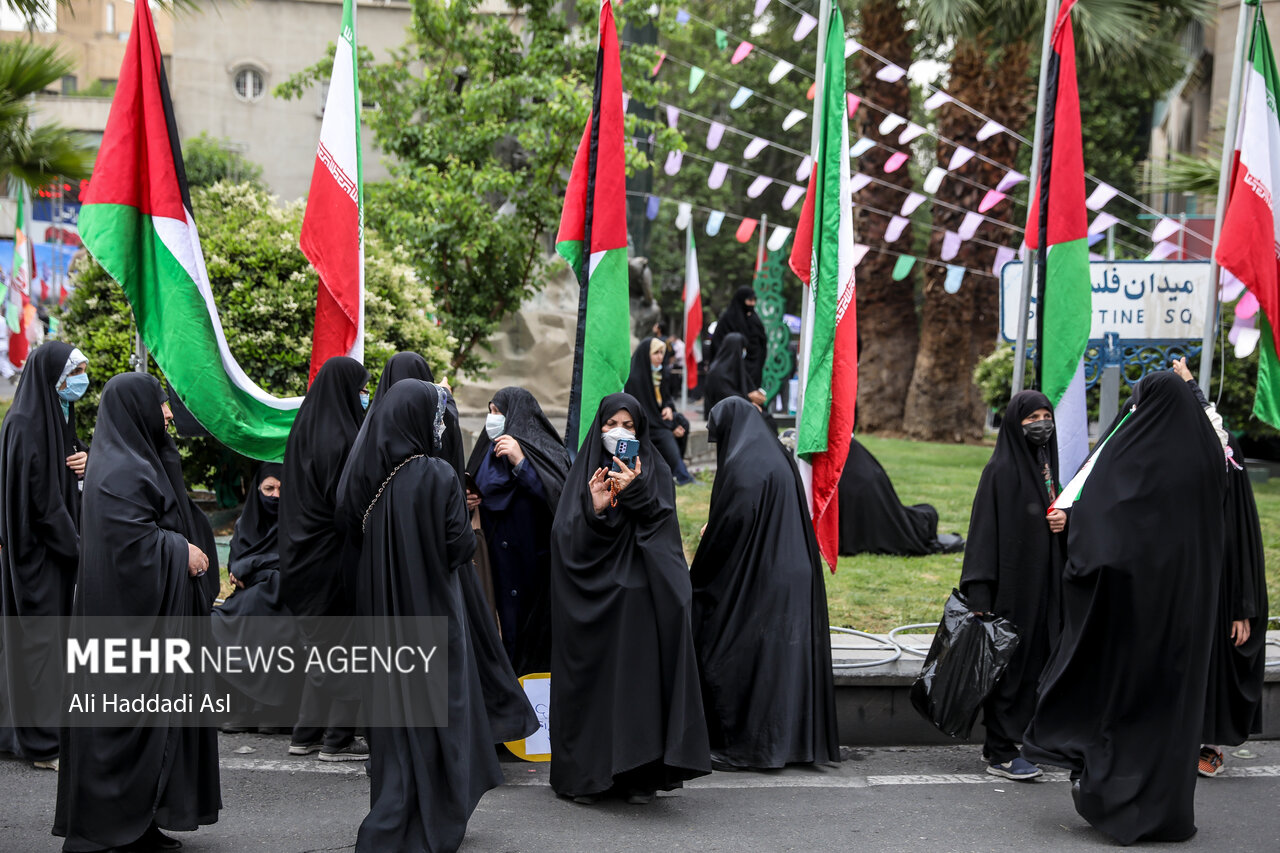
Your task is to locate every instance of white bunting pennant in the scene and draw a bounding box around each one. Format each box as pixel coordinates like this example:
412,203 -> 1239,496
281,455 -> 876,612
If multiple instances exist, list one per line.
899,123 -> 927,145
753,0 -> 770,15
900,192 -> 926,216
976,120 -> 1005,142
795,155 -> 813,182
851,244 -> 870,267
1087,212 -> 1119,235
664,150 -> 683,176
782,109 -> 806,131
878,113 -> 907,135
1151,218 -> 1181,243
781,184 -> 805,210
768,59 -> 793,84
875,63 -> 906,83
849,173 -> 872,194
996,170 -> 1027,192
675,201 -> 692,230
958,211 -> 983,240
665,105 -> 679,128
845,40 -> 861,58
706,210 -> 725,236
747,175 -> 773,198
1146,240 -> 1179,260
793,12 -> 817,40
885,216 -> 909,242
767,225 -> 792,252
1084,182 -> 1119,211
923,166 -> 947,194
743,137 -> 768,159
947,146 -> 975,171
730,87 -> 753,109
849,137 -> 875,158
923,91 -> 951,111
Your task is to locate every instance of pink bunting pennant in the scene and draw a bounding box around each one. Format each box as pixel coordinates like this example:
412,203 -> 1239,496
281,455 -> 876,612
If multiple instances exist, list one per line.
665,105 -> 679,128
958,211 -> 983,240
979,190 -> 1007,213
736,218 -> 759,243
793,12 -> 817,41
1151,218 -> 1181,243
850,173 -> 872,194
1220,270 -> 1246,303
883,151 -> 909,173
847,93 -> 861,117
651,51 -> 666,78
875,63 -> 906,83
996,170 -> 1026,192
1237,290 -> 1260,319
708,162 -> 729,189
947,146 -> 975,171
663,150 -> 683,176
923,91 -> 951,111
731,41 -> 754,65
781,184 -> 805,210
976,120 -> 1004,142
993,246 -> 1016,275
1085,182 -> 1119,211
754,0 -> 771,16
743,137 -> 768,159
900,192 -> 926,216
898,123 -> 926,144
806,81 -> 816,101
941,230 -> 962,261
706,121 -> 725,151
1087,212 -> 1119,235
747,175 -> 773,198
885,216 -> 910,242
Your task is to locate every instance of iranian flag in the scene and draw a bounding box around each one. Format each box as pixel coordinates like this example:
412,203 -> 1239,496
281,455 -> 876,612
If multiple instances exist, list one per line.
301,0 -> 364,384
1217,7 -> 1280,428
789,2 -> 857,571
1025,0 -> 1091,478
684,228 -> 703,390
79,0 -> 302,460
556,0 -> 631,452
8,183 -> 31,367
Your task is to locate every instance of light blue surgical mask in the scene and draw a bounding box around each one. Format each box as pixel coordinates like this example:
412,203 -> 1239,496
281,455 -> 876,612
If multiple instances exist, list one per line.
485,413 -> 506,440
58,373 -> 90,403
359,391 -> 370,410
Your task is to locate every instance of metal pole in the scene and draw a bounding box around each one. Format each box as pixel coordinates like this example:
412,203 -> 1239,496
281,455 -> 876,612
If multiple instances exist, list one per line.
133,331 -> 147,373
795,0 -> 829,441
1012,0 -> 1061,394
1199,0 -> 1253,395
681,225 -> 690,415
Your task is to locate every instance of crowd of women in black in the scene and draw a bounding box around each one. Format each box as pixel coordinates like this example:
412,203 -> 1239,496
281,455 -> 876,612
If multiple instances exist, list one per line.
0,327 -> 1267,851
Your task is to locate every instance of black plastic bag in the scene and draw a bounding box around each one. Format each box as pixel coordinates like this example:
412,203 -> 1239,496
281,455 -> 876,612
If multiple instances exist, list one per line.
910,589 -> 1020,739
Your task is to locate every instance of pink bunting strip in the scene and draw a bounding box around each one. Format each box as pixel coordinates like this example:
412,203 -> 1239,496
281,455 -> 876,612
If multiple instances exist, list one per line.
941,230 -> 962,261
1087,212 -> 1119,235
736,218 -> 759,243
883,151 -> 909,173
651,52 -> 666,78
731,41 -> 754,65
793,12 -> 817,41
899,123 -> 926,144
947,146 -> 975,171
875,63 -> 906,83
900,192 -> 926,216
847,93 -> 861,117
747,175 -> 773,198
743,137 -> 768,159
708,162 -> 729,190
978,190 -> 1007,213
976,120 -> 1004,142
806,81 -> 816,101
706,121 -> 725,151
781,184 -> 805,210
1236,290 -> 1260,319
958,211 -> 983,240
1151,218 -> 1181,243
1085,182 -> 1119,211
996,170 -> 1027,192
849,173 -> 872,194
663,150 -> 684,176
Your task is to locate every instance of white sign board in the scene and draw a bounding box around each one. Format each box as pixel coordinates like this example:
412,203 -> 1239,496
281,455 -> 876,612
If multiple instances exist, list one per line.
1000,260 -> 1210,342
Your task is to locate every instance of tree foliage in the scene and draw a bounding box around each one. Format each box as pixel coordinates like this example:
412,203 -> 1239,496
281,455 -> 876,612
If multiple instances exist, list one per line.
0,39 -> 95,189
182,132 -> 265,189
60,181 -> 453,496
277,0 -> 673,376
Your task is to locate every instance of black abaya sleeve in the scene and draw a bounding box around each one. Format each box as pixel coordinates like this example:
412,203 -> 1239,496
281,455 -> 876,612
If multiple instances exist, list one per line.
958,467 -> 1000,613
13,429 -> 80,563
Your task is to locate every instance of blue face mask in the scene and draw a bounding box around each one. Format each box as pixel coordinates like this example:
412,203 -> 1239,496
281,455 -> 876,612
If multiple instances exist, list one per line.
360,391 -> 370,410
58,373 -> 90,403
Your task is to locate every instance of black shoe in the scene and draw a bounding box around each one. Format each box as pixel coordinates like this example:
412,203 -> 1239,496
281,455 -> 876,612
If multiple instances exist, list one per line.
1071,779 -> 1082,812
571,793 -> 601,805
319,736 -> 369,762
139,823 -> 182,851
219,722 -> 255,734
626,789 -> 656,805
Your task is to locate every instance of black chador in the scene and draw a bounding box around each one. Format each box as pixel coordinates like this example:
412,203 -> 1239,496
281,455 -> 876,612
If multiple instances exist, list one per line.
0,342 -> 85,761
55,374 -> 221,851
550,392 -> 710,801
1202,431 -> 1269,747
959,391 -> 1065,766
701,331 -> 752,420
1023,373 -> 1226,845
837,436 -> 942,556
335,379 -> 535,853
710,286 -> 768,389
691,397 -> 839,769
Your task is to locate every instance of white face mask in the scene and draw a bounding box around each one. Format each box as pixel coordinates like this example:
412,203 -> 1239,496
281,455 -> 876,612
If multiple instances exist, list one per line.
602,426 -> 635,457
485,413 -> 506,440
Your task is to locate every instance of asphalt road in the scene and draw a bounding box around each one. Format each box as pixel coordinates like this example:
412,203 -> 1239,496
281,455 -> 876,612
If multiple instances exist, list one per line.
2,736 -> 1278,852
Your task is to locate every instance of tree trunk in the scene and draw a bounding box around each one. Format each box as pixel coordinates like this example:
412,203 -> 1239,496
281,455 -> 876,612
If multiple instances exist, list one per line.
902,38 -> 1032,440
850,0 -> 919,433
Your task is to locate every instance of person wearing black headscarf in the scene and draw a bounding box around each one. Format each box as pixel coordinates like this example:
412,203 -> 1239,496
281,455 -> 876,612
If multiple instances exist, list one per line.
958,390 -> 1066,780
371,351 -> 470,486
837,437 -> 950,556
625,338 -> 695,486
710,286 -> 768,390
463,386 -> 569,674
702,332 -> 752,418
0,342 -> 88,766
278,355 -> 370,760
211,463 -> 302,727
1022,372 -> 1226,845
691,397 -> 838,770
335,379 -> 536,852
54,373 -> 221,852
550,392 -> 711,804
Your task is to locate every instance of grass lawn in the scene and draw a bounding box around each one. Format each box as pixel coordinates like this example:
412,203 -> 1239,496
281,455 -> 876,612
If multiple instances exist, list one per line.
677,435 -> 1280,633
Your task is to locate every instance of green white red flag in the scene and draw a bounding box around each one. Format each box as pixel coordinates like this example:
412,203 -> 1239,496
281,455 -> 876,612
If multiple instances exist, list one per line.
1217,4 -> 1280,429
8,183 -> 31,367
556,0 -> 631,451
79,0 -> 302,460
789,2 -> 857,571
684,228 -> 702,389
301,0 -> 364,384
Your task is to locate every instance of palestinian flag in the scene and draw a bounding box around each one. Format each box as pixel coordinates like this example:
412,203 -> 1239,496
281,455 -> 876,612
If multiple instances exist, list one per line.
789,1 -> 857,571
1025,0 -> 1091,477
79,0 -> 301,460
301,0 -> 364,384
8,183 -> 31,367
1217,7 -> 1280,428
556,0 -> 630,452
684,228 -> 702,390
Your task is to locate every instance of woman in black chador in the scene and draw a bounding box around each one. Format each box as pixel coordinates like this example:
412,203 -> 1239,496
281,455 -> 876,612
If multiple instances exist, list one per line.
55,373 -> 221,852
550,392 -> 710,804
691,397 -> 839,770
959,391 -> 1065,780
464,386 -> 570,674
837,437 -> 948,556
0,342 -> 88,766
278,356 -> 369,760
624,337 -> 695,485
710,286 -> 768,390
702,331 -> 770,421
335,379 -> 535,853
1022,372 -> 1226,845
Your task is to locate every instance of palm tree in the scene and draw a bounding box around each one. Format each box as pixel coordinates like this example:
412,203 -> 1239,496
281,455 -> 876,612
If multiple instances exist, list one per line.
900,0 -> 1213,440
0,40 -> 95,189
851,0 -> 921,432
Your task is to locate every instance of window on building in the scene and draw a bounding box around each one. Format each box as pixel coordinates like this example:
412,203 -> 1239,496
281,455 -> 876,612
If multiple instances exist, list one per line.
105,3 -> 114,33
61,75 -> 77,95
234,67 -> 265,103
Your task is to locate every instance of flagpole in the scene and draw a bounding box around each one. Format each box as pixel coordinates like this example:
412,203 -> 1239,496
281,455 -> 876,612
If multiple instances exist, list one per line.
1199,0 -> 1255,396
1012,0 -> 1060,395
682,225 -> 690,414
757,213 -> 768,272
795,0 -> 830,440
